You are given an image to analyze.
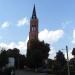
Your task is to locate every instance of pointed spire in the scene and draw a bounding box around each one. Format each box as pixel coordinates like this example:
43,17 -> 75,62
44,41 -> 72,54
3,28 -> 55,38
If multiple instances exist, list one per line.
32,4 -> 37,19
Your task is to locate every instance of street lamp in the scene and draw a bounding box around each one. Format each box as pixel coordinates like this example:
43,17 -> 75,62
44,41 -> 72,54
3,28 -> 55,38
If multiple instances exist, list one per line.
66,45 -> 70,75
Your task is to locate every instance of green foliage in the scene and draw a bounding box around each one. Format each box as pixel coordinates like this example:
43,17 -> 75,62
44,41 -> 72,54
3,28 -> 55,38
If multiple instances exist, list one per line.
2,67 -> 15,75
0,48 -> 26,70
26,40 -> 50,69
0,49 -> 8,68
55,50 -> 66,66
18,55 -> 26,69
47,59 -> 54,69
70,58 -> 75,72
7,48 -> 20,57
7,48 -> 26,69
72,48 -> 75,57
1,45 -> 75,74
7,48 -> 20,69
53,50 -> 66,74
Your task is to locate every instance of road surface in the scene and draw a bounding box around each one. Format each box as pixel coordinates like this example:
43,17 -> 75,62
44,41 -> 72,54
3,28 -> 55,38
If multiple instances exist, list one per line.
15,70 -> 51,75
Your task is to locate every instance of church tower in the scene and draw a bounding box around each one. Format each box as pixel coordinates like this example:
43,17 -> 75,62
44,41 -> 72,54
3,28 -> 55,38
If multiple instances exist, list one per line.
28,5 -> 38,48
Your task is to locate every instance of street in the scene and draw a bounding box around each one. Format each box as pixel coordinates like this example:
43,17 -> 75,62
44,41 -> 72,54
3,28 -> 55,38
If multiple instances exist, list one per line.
15,70 -> 51,75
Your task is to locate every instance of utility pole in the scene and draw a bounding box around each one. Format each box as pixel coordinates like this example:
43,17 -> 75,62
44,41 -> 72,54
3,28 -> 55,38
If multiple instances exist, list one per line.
66,45 -> 70,75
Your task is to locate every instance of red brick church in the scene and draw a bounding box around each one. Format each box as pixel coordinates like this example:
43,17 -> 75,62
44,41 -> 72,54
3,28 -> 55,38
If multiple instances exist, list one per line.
27,5 -> 38,48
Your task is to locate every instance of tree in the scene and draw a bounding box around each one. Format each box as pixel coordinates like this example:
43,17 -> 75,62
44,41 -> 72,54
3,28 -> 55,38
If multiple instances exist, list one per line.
72,48 -> 75,58
70,48 -> 75,74
53,50 -> 66,75
26,40 -> 50,69
0,49 -> 8,68
7,48 -> 19,69
47,59 -> 54,69
7,48 -> 26,69
18,55 -> 26,69
7,48 -> 20,57
55,50 -> 66,66
70,58 -> 75,70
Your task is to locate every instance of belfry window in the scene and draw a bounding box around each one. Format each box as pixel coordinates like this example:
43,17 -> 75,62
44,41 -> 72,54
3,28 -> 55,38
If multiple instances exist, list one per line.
32,27 -> 34,31
32,26 -> 36,31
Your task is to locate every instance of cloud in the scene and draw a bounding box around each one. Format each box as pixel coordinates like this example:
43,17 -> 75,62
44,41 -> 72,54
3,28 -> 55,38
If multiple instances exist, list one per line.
68,49 -> 73,59
49,46 -> 73,59
38,29 -> 64,59
1,21 -> 10,29
0,36 -> 29,55
48,46 -> 56,59
39,29 -> 64,45
0,41 -> 56,59
71,30 -> 75,43
0,29 -> 64,58
61,21 -> 72,29
64,48 -> 73,59
0,28 -> 73,59
17,17 -> 29,26
0,42 -> 26,55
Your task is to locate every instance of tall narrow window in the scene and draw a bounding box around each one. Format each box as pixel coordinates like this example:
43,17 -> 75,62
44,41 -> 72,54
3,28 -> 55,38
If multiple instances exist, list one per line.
34,26 -> 36,31
32,25 -> 36,31
32,27 -> 34,31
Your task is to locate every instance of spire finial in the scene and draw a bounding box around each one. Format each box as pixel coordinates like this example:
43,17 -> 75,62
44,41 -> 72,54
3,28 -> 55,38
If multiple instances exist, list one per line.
32,4 -> 37,19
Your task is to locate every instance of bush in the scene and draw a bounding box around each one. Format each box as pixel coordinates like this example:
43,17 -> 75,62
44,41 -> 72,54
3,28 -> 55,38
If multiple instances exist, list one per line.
2,67 -> 15,75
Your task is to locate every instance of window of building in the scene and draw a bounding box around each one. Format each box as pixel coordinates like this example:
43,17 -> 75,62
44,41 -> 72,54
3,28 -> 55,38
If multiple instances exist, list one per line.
32,26 -> 36,31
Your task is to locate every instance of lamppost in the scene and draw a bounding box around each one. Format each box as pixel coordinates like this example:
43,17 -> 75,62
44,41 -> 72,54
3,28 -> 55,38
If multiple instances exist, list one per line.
66,45 -> 70,75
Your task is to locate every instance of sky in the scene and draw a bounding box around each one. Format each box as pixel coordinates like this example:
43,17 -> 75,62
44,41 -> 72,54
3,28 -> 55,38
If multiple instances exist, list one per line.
0,0 -> 75,59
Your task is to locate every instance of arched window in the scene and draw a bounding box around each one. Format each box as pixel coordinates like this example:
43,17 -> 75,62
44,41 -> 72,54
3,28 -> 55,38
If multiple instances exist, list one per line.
32,27 -> 34,31
32,25 -> 36,31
